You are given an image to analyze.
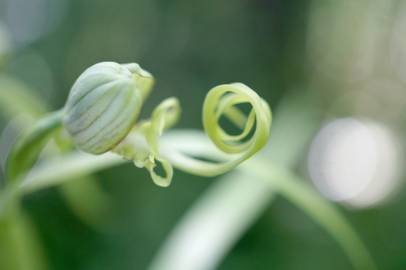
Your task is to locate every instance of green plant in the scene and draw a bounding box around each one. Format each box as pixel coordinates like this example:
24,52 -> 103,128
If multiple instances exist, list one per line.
6,62 -> 271,187
0,62 -> 376,270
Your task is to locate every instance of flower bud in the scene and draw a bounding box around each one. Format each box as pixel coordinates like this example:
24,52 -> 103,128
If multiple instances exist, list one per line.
63,61 -> 153,154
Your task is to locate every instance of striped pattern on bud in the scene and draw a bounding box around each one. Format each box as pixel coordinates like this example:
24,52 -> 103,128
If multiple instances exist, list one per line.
63,62 -> 148,154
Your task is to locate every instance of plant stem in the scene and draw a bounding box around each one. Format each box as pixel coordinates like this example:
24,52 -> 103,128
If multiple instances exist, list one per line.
0,198 -> 47,270
244,160 -> 377,270
6,110 -> 63,182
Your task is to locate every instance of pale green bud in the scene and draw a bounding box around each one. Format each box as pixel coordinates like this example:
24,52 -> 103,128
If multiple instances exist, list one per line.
63,61 -> 153,154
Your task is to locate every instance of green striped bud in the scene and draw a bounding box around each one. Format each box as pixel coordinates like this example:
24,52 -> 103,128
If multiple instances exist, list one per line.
63,62 -> 153,154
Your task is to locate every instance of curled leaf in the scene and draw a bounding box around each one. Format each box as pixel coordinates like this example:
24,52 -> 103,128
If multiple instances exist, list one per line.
161,83 -> 272,177
113,97 -> 181,187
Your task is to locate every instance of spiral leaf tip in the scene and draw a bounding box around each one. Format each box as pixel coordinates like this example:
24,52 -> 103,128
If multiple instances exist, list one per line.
200,82 -> 272,174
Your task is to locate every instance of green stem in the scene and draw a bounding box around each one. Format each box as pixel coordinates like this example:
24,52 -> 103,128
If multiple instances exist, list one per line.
0,196 -> 47,270
244,160 -> 377,270
6,110 -> 63,182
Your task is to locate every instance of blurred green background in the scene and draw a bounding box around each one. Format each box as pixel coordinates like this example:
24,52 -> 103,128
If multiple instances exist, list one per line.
0,0 -> 406,269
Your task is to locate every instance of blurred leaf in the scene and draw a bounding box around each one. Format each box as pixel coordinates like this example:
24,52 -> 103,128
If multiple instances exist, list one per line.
7,110 -> 63,182
59,175 -> 114,231
0,75 -> 52,270
0,75 -> 47,118
0,206 -> 48,270
148,170 -> 274,270
20,152 -> 122,194
246,161 -> 377,270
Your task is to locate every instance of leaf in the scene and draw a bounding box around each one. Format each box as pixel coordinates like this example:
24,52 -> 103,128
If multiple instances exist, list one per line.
148,170 -> 274,270
19,152 -> 123,194
6,110 -> 63,182
0,75 -> 47,118
0,205 -> 48,270
245,160 -> 377,270
59,175 -> 115,231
